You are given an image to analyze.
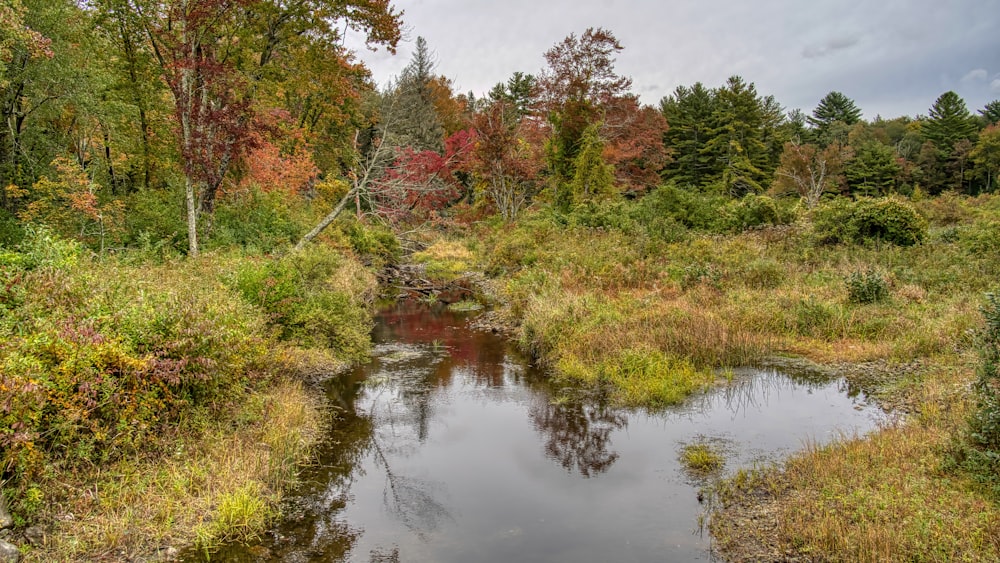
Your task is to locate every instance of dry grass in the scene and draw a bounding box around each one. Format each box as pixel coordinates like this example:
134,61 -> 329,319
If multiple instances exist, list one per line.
465,195 -> 1000,561
21,380 -> 322,562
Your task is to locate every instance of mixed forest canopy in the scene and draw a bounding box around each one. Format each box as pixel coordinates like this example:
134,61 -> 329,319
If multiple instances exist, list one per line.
0,3 -> 998,254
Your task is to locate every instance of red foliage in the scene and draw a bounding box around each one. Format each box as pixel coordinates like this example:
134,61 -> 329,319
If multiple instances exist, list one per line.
151,0 -> 258,210
237,110 -> 319,195
370,129 -> 476,222
600,96 -> 671,193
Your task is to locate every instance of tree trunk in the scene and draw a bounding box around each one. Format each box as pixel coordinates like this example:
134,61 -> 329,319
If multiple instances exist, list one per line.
294,187 -> 356,251
185,175 -> 199,257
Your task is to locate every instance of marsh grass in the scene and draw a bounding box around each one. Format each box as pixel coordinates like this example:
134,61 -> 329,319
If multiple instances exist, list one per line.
680,442 -> 725,475
466,193 -> 1000,561
22,380 -> 322,562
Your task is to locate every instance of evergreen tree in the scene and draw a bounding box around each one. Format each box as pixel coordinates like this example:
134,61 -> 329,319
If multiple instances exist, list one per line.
922,91 -> 977,152
980,100 -> 1000,127
808,91 -> 863,132
845,141 -> 901,196
387,36 -> 445,152
702,76 -> 777,195
659,82 -> 716,188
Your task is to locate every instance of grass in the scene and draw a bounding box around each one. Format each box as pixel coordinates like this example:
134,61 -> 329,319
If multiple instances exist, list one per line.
680,442 -> 725,475
19,380 -> 322,562
411,239 -> 475,282
450,192 -> 1000,561
0,236 -> 374,561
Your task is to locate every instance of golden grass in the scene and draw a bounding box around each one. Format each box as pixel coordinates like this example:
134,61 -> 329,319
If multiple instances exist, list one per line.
22,379 -> 322,562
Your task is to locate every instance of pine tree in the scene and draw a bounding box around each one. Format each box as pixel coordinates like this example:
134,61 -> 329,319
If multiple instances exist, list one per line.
980,100 -> 1000,127
659,83 -> 716,188
922,91 -> 977,152
387,36 -> 445,152
808,91 -> 863,130
808,91 -> 863,147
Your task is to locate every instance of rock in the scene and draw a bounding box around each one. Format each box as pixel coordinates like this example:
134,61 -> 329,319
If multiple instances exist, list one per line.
0,496 -> 11,530
21,527 -> 42,548
0,540 -> 20,563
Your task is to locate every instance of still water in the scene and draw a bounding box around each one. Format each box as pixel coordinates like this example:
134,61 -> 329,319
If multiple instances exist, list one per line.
208,300 -> 880,562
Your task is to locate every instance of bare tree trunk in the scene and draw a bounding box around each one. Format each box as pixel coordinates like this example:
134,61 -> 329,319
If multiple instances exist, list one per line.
185,175 -> 199,257
294,187 -> 356,251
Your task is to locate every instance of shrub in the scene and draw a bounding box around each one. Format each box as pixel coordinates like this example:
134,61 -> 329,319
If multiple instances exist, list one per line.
344,220 -> 400,267
813,196 -> 927,246
208,187 -> 307,253
719,194 -> 791,232
961,293 -> 1000,497
229,245 -> 373,361
0,252 -> 271,486
846,269 -> 890,304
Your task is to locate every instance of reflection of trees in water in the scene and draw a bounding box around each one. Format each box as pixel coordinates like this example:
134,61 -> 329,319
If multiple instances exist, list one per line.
370,434 -> 453,540
364,367 -> 454,541
529,396 -> 628,477
715,369 -> 852,418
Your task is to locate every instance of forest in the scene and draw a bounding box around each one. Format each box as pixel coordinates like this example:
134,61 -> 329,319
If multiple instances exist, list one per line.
2,0 -> 1000,561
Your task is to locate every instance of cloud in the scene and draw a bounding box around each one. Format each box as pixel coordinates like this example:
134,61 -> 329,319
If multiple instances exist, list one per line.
962,68 -> 989,83
992,78 -> 1000,94
802,36 -> 860,59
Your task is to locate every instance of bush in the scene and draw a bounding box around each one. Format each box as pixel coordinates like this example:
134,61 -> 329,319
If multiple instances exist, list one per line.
846,269 -> 890,304
208,187 -> 307,253
813,196 -> 927,246
344,220 -> 400,267
955,293 -> 1000,498
229,245 -> 373,361
635,184 -> 728,231
0,250 -> 271,486
719,194 -> 792,232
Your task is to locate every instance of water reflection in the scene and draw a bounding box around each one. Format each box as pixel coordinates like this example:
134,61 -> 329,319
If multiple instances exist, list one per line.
200,302 -> 880,563
529,397 -> 627,477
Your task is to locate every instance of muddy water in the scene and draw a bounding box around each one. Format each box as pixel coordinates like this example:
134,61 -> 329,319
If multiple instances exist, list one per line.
206,301 -> 881,563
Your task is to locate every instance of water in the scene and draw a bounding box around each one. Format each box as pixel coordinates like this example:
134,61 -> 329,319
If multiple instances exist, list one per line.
204,300 -> 880,562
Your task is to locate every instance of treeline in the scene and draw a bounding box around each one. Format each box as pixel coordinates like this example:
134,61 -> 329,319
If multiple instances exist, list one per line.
1,3 -> 998,255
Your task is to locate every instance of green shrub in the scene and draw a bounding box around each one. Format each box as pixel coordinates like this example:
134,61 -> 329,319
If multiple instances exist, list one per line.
229,245 -> 372,361
344,220 -> 400,267
635,184 -> 728,231
123,188 -> 187,253
719,194 -> 791,232
957,221 -> 1000,255
813,196 -> 927,246
208,187 -> 307,253
954,293 -> 1000,498
846,269 -> 890,304
742,258 -> 785,289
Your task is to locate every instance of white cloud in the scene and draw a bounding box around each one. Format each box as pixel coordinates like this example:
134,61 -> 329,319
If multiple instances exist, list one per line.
991,78 -> 1000,94
962,68 -> 989,83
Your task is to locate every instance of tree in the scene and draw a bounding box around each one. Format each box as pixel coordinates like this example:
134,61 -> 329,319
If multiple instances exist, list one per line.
384,37 -> 445,152
488,71 -> 538,118
539,28 -> 630,188
922,91 -> 977,152
980,100 -> 1000,127
660,83 -> 716,188
569,123 -> 616,203
598,95 -> 669,194
808,91 -> 863,138
773,140 -> 848,208
470,99 -> 545,221
845,141 -> 901,196
130,0 -> 402,257
971,124 -> 1000,192
702,76 -> 782,196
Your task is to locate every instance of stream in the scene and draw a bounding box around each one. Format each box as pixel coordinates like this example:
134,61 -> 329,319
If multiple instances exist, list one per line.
202,300 -> 881,562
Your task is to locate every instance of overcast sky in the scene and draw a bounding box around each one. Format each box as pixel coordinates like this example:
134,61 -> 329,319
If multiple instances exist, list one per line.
345,0 -> 1000,121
